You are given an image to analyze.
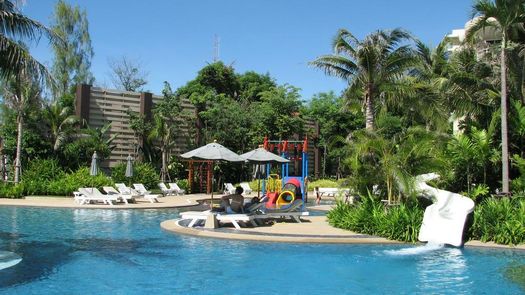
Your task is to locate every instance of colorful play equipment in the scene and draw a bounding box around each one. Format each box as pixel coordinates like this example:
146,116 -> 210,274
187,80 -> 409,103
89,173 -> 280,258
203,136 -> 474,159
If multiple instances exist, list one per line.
262,136 -> 308,209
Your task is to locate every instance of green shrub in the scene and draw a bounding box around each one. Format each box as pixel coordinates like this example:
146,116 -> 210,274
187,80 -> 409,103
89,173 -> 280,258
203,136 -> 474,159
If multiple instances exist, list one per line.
470,197 -> 525,245
22,158 -> 66,195
0,183 -> 24,198
45,167 -> 113,196
327,193 -> 423,243
22,158 -> 65,182
111,162 -> 158,189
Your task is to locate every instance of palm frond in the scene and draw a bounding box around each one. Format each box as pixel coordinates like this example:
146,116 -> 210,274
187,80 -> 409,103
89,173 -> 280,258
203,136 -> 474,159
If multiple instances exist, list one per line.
0,35 -> 55,87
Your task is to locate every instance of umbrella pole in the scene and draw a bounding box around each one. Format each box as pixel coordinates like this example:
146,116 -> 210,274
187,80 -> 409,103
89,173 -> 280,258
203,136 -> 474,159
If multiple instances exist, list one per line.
257,177 -> 260,198
209,161 -> 214,209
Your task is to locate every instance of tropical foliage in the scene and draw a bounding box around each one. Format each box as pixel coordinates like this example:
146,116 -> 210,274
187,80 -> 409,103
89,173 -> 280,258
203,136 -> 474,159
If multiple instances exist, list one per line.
327,194 -> 424,243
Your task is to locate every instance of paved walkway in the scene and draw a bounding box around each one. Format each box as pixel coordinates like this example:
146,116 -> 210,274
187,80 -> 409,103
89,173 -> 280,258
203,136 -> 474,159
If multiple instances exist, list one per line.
0,194 -> 210,209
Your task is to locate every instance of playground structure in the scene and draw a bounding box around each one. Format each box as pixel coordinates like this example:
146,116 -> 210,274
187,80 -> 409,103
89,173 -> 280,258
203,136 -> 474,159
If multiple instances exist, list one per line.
262,137 -> 309,209
186,160 -> 213,194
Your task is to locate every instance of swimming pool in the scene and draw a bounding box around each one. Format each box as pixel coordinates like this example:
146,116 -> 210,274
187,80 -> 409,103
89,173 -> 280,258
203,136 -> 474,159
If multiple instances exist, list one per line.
0,206 -> 523,294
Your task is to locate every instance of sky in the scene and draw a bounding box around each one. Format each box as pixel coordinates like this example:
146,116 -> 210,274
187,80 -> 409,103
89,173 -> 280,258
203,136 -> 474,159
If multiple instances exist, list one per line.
22,0 -> 474,100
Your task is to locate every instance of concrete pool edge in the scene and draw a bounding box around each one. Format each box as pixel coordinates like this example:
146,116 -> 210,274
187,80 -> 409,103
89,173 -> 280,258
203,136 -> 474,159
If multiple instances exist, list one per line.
161,216 -> 402,244
0,195 -> 209,209
161,216 -> 525,250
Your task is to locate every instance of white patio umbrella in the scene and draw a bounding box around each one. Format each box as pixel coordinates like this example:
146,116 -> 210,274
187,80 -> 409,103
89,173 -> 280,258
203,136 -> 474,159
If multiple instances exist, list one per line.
180,141 -> 244,207
240,147 -> 289,197
89,151 -> 99,192
240,147 -> 290,163
90,151 -> 99,176
125,154 -> 133,185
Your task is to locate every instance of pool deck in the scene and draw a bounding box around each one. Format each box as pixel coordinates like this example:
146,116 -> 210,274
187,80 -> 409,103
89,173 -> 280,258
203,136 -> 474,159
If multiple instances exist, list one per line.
0,194 -> 208,209
1,195 -> 524,249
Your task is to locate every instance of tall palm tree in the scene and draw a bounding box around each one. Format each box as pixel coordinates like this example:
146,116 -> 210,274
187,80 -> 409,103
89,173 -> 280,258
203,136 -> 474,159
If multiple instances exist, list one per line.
467,0 -> 525,193
311,28 -> 415,130
0,0 -> 58,83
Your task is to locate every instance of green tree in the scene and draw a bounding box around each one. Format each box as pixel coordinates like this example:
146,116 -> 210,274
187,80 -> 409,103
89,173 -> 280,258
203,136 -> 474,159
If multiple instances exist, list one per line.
1,69 -> 43,182
200,95 -> 251,152
250,85 -> 305,143
467,0 -> 525,193
238,71 -> 276,102
448,127 -> 499,192
126,109 -> 153,161
177,62 -> 240,145
404,39 -> 451,131
51,0 -> 94,97
443,46 -> 497,130
62,122 -> 116,169
348,125 -> 447,204
311,28 -> 415,130
304,91 -> 363,177
0,0 -> 58,84
150,82 -> 185,182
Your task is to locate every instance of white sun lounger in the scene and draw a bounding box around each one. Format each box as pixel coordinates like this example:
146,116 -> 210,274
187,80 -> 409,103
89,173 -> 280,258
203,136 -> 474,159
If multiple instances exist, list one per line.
216,213 -> 257,229
133,183 -> 151,195
158,182 -> 177,196
116,183 -> 158,203
224,183 -> 236,194
180,211 -> 212,227
168,183 -> 185,195
317,187 -> 350,197
180,211 -> 257,229
78,188 -> 120,206
103,186 -> 134,204
240,182 -> 253,194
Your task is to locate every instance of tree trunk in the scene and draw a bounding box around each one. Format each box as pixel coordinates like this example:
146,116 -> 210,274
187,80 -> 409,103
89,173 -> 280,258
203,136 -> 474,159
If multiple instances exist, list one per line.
14,113 -> 23,183
501,36 -> 509,194
322,142 -> 327,178
160,145 -> 167,182
365,83 -> 374,130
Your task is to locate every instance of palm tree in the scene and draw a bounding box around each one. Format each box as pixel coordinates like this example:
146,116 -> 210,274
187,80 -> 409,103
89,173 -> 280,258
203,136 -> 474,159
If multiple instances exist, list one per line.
149,113 -> 175,182
43,100 -> 79,151
311,28 -> 415,130
467,0 -> 525,193
348,126 -> 446,204
0,0 -> 58,83
392,40 -> 451,131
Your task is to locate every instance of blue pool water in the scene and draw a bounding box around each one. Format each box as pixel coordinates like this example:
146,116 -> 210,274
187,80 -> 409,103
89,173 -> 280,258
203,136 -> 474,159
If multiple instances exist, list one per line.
0,206 -> 523,295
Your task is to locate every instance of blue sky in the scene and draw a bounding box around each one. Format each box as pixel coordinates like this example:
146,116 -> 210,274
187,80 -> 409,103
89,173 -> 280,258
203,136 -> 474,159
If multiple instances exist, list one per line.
23,0 -> 473,100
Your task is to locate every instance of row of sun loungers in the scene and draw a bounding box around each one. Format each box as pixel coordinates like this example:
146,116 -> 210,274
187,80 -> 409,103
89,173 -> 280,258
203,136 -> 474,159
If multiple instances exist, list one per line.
158,182 -> 185,196
180,199 -> 309,229
74,183 -> 173,205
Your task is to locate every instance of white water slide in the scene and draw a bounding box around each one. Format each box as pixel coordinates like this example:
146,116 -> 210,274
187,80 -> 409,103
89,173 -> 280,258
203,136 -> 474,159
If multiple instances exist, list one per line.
414,173 -> 475,247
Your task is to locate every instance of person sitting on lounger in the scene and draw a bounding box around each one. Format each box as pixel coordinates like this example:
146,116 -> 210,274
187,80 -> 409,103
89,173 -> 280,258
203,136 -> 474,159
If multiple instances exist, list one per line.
220,186 -> 244,213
